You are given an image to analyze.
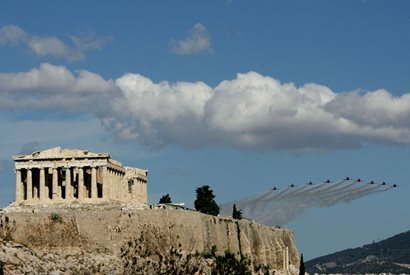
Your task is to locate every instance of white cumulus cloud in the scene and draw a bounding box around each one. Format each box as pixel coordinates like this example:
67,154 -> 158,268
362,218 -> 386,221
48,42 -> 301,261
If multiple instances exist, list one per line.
1,64 -> 410,151
0,63 -> 117,111
0,25 -> 111,62
0,25 -> 28,45
170,23 -> 212,55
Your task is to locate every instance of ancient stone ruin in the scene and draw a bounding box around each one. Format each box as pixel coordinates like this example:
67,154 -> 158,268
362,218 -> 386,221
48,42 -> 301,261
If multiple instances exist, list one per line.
12,147 -> 148,205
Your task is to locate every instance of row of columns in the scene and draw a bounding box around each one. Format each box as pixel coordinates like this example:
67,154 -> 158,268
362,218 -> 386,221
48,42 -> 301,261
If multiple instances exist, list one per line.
105,168 -> 125,201
15,166 -> 100,203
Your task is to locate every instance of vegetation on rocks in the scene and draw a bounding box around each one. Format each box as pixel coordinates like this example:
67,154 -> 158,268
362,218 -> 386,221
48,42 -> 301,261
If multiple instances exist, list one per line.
50,213 -> 62,223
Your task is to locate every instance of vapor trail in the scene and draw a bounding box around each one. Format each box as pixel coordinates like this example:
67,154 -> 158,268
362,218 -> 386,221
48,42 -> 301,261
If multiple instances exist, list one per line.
221,179 -> 395,226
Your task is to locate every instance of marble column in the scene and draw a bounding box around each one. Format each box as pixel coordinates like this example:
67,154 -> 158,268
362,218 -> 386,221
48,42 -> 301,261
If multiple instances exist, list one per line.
110,170 -> 114,200
78,167 -> 84,200
121,173 -> 126,201
111,170 -> 115,200
27,169 -> 32,201
282,246 -> 289,270
91,167 -> 97,199
282,247 -> 285,270
15,169 -> 23,203
114,170 -> 118,199
57,168 -> 62,199
66,168 -> 72,200
116,171 -> 120,200
102,166 -> 110,200
39,168 -> 46,201
286,246 -> 289,270
52,168 -> 58,200
118,172 -> 124,200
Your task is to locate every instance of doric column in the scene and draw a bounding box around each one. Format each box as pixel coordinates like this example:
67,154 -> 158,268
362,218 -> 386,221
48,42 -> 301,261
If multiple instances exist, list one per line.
121,173 -> 126,201
78,167 -> 84,200
111,170 -> 115,200
118,172 -> 121,200
115,171 -> 119,200
110,170 -> 114,200
91,167 -> 97,199
15,169 -> 23,203
286,246 -> 289,270
27,168 -> 32,201
282,247 -> 286,270
66,168 -> 72,200
102,166 -> 109,200
52,168 -> 58,200
122,174 -> 125,200
57,168 -> 62,199
39,168 -> 46,201
114,171 -> 119,200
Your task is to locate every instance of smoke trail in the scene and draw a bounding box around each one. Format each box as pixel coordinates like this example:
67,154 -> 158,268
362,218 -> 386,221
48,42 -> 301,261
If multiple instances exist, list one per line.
220,180 -> 395,226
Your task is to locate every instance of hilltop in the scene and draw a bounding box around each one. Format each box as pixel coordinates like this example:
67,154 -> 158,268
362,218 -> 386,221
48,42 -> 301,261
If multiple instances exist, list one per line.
306,230 -> 410,274
0,203 -> 299,274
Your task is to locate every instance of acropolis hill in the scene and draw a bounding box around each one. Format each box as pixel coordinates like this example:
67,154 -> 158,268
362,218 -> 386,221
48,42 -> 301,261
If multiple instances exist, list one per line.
0,147 -> 300,274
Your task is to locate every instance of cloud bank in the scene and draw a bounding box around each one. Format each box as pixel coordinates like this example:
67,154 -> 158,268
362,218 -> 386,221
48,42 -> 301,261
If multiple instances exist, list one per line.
1,64 -> 410,151
170,23 -> 212,55
0,25 -> 111,62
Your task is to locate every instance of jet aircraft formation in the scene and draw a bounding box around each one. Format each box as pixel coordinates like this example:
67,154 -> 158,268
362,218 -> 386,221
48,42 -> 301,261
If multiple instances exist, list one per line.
221,177 -> 397,226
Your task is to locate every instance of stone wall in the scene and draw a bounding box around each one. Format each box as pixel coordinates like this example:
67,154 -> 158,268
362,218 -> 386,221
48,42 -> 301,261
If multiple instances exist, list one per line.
0,205 -> 299,273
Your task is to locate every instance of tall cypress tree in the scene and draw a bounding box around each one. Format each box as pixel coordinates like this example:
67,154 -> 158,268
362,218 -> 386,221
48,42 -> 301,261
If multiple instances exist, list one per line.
299,253 -> 305,275
232,203 -> 243,220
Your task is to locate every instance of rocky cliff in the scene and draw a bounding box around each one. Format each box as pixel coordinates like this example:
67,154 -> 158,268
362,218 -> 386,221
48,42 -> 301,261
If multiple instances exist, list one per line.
0,204 -> 299,274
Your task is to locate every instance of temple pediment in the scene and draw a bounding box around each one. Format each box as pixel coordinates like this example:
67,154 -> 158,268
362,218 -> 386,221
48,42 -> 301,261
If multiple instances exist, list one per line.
12,146 -> 110,161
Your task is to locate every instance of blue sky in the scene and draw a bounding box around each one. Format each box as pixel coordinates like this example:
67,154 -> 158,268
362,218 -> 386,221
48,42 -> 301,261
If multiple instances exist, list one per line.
1,0 -> 409,259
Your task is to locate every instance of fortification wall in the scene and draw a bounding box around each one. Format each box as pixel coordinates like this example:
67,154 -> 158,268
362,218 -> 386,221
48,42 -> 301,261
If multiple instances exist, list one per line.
0,205 -> 299,273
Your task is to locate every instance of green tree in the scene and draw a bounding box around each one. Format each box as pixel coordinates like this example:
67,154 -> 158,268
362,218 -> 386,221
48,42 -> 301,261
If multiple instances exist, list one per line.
299,253 -> 305,275
214,251 -> 252,275
232,204 -> 243,220
194,185 -> 220,216
159,194 -> 172,204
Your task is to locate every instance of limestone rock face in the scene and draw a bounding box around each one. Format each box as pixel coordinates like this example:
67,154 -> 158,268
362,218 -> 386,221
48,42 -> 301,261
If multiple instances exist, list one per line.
0,205 -> 299,274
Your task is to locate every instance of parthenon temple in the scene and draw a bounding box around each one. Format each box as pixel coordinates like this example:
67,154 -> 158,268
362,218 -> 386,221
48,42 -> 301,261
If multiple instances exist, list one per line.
12,147 -> 148,205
